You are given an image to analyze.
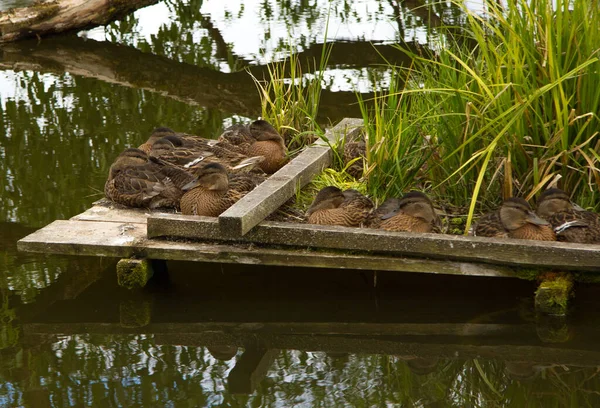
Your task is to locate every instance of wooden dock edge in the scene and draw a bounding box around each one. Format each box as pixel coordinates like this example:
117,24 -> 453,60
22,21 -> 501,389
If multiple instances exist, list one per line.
146,215 -> 600,272
218,118 -> 364,236
17,220 -> 516,278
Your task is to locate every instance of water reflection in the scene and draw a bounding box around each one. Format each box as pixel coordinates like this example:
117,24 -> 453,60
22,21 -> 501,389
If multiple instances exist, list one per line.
2,0 -> 600,406
1,266 -> 600,406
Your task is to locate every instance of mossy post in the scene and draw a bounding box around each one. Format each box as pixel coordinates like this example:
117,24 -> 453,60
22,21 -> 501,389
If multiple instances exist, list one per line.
536,314 -> 571,343
534,273 -> 573,316
119,299 -> 152,328
117,258 -> 154,289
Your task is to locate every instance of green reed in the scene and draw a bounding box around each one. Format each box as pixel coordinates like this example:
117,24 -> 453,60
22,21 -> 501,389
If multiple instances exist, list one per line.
249,39 -> 332,154
359,0 -> 600,230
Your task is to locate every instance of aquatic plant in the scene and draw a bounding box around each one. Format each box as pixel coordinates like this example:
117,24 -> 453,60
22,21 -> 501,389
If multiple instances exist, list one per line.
359,0 -> 600,231
249,22 -> 333,154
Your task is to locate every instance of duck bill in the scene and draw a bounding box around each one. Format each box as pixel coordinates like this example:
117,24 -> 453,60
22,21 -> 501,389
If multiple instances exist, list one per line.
571,202 -> 585,211
182,179 -> 200,191
526,212 -> 550,226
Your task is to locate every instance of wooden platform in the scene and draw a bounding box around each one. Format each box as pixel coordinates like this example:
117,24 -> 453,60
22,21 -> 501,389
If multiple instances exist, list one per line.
16,118 -> 600,279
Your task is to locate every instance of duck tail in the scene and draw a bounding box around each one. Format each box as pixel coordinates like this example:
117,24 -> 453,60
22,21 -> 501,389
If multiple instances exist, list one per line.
232,156 -> 265,172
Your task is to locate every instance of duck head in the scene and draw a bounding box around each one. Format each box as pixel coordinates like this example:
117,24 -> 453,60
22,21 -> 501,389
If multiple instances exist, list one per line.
108,148 -> 148,179
150,135 -> 184,155
182,162 -> 229,192
396,191 -> 437,223
536,188 -> 584,218
306,186 -> 345,216
500,197 -> 549,230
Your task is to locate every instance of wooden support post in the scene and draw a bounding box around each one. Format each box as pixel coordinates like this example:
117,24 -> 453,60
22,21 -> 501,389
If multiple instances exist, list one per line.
116,258 -> 154,289
227,347 -> 279,394
536,314 -> 571,343
119,299 -> 152,329
534,273 -> 573,316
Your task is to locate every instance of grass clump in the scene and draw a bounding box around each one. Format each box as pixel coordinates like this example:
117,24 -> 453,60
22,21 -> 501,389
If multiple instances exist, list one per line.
359,0 -> 600,231
249,40 -> 333,154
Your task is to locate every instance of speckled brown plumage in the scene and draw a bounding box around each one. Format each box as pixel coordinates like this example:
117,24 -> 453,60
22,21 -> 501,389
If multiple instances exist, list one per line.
368,192 -> 441,233
343,139 -> 366,179
536,188 -> 600,244
218,120 -> 288,174
104,148 -> 194,209
474,197 -> 556,241
149,134 -> 264,173
138,127 -> 176,154
180,163 -> 265,217
306,187 -> 373,227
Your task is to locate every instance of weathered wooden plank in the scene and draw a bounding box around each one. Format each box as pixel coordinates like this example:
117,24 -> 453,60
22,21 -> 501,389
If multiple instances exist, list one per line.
147,215 -> 600,271
218,118 -> 364,236
71,205 -> 151,224
17,220 -> 516,277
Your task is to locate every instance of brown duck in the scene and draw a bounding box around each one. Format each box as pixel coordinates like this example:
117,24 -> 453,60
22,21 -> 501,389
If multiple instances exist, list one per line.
306,186 -> 373,227
343,138 -> 366,179
180,163 -> 265,217
219,120 -> 288,173
104,148 -> 194,209
474,197 -> 555,240
138,127 -> 178,154
149,134 -> 263,173
536,188 -> 600,244
368,191 -> 442,233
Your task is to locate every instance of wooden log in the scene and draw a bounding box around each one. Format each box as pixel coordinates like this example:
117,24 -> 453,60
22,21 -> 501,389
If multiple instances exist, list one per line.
147,216 -> 600,272
227,347 -> 279,394
17,220 -> 517,278
219,118 -> 364,236
0,36 -> 408,121
0,0 -> 159,43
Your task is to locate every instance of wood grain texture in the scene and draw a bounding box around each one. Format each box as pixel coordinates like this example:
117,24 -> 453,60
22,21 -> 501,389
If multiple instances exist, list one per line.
17,219 -> 516,277
0,0 -> 159,43
218,118 -> 365,236
147,214 -> 600,271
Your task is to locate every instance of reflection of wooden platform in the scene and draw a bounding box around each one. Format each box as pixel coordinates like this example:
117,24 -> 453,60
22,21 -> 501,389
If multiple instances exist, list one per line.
21,320 -> 600,368
16,118 -> 600,281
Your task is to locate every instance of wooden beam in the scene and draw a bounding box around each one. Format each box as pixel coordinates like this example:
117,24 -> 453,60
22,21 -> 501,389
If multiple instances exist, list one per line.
218,118 -> 364,236
71,204 -> 152,224
17,219 -> 517,277
0,0 -> 159,43
147,216 -> 600,272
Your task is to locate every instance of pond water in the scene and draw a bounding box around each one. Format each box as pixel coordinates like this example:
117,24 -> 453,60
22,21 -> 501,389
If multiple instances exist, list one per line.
2,0 -> 600,406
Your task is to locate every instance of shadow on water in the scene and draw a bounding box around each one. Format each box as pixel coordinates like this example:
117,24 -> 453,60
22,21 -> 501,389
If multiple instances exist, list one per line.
1,260 -> 600,406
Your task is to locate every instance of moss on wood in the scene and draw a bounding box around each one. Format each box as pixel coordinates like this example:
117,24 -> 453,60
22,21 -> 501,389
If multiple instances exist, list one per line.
534,273 -> 573,316
116,258 -> 154,289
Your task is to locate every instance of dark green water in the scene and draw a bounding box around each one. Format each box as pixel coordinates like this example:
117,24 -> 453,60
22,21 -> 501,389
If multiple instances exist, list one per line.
2,1 -> 600,406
